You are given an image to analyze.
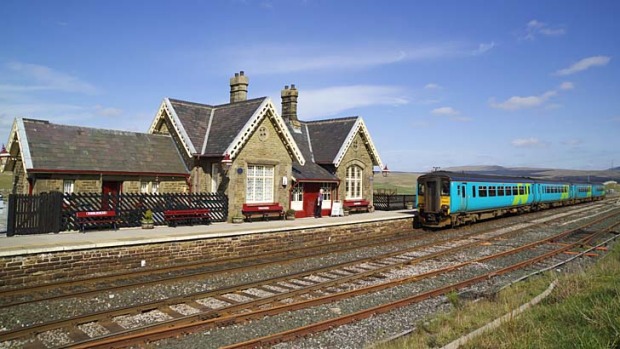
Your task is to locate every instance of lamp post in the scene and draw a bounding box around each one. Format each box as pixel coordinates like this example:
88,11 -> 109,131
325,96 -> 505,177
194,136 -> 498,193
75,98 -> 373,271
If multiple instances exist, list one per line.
381,164 -> 390,177
221,153 -> 233,172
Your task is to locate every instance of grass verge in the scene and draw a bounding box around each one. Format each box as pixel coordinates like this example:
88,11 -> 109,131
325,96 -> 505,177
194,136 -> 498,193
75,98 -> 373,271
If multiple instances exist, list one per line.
376,242 -> 620,349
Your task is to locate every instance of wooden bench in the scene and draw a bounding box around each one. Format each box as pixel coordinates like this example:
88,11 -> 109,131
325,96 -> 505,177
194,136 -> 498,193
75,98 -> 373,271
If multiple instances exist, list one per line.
164,208 -> 210,227
76,210 -> 118,232
242,203 -> 284,222
343,199 -> 370,213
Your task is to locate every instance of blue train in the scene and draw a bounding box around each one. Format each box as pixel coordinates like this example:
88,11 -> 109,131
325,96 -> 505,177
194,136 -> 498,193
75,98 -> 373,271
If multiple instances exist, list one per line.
416,171 -> 606,228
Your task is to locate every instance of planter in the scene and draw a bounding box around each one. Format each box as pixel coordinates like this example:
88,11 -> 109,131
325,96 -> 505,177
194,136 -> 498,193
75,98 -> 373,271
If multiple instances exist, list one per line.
286,215 -> 295,220
406,203 -> 413,210
232,217 -> 244,224
141,222 -> 154,229
343,210 -> 350,216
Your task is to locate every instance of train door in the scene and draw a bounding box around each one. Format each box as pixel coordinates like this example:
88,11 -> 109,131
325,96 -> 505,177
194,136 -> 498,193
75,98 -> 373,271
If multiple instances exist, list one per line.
456,182 -> 467,211
425,180 -> 440,212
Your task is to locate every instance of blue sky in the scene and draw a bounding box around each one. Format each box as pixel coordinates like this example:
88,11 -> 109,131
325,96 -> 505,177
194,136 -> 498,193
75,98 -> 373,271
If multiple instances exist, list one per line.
1,0 -> 619,172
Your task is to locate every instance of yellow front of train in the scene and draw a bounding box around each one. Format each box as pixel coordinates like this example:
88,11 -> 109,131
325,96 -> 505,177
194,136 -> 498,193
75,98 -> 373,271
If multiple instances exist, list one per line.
417,174 -> 452,228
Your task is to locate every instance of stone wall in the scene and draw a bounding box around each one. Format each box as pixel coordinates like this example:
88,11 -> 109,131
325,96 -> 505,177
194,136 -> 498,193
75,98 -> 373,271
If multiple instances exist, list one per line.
0,218 -> 412,290
225,115 -> 294,219
336,132 -> 375,202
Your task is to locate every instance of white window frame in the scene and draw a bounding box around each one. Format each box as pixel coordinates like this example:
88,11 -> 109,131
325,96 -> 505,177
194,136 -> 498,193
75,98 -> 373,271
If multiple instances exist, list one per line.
151,182 -> 159,194
345,165 -> 363,199
246,164 -> 275,203
63,180 -> 75,194
140,182 -> 149,194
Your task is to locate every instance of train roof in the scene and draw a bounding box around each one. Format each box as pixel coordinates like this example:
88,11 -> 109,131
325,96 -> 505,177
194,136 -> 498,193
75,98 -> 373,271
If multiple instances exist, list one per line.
418,171 -> 604,185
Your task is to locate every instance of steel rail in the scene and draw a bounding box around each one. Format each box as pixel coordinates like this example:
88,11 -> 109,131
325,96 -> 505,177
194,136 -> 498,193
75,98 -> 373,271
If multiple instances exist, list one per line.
1,210 -> 554,344
224,221 -> 620,349
62,213 -> 620,349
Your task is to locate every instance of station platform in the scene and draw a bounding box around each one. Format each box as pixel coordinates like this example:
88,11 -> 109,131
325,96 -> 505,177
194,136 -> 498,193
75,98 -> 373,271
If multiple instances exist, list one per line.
0,210 -> 417,258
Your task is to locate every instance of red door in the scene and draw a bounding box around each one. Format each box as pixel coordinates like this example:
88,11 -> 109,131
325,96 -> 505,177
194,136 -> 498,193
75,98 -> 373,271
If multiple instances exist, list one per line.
102,181 -> 122,210
303,183 -> 321,218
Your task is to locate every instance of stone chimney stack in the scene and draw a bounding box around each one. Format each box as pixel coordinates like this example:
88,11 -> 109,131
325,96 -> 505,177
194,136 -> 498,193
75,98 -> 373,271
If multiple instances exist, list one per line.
281,84 -> 300,126
229,71 -> 249,103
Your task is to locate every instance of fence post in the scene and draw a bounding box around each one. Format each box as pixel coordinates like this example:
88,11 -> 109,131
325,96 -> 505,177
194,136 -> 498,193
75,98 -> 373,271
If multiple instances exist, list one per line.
7,194 -> 16,237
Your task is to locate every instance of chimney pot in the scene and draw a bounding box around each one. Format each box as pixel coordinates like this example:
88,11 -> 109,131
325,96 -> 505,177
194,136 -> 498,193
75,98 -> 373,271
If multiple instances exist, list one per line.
284,85 -> 289,89
291,84 -> 296,89
230,71 -> 249,103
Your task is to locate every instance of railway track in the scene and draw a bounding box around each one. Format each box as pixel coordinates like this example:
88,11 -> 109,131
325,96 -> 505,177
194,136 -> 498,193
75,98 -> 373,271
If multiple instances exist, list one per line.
0,201 -> 606,311
2,205 -> 617,348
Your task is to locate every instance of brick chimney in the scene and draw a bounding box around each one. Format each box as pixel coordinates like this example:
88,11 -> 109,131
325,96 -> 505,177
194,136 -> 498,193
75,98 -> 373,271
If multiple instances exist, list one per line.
230,71 -> 249,103
281,84 -> 300,127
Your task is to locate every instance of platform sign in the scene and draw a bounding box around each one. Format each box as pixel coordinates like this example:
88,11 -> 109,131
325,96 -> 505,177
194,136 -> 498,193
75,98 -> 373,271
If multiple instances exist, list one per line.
331,200 -> 343,216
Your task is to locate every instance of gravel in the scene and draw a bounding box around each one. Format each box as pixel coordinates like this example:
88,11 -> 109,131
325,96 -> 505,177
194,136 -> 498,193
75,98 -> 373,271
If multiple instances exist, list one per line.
0,202 -> 617,349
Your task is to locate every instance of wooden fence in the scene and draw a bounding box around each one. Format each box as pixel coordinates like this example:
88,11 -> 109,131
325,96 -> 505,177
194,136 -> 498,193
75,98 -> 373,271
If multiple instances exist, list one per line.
6,192 -> 228,235
373,194 -> 416,211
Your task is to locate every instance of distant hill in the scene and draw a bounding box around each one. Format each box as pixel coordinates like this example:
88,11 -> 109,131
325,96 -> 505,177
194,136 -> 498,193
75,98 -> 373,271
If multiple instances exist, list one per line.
443,165 -> 620,183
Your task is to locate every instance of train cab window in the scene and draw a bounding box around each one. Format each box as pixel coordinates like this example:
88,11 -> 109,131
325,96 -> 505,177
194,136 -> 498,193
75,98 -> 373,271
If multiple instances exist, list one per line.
479,186 -> 487,197
417,183 -> 425,195
489,186 -> 496,197
441,181 -> 450,195
498,186 -> 505,196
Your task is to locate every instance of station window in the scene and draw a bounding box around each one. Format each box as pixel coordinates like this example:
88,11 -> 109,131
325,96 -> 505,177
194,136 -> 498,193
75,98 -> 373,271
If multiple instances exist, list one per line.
320,183 -> 333,201
246,164 -> 275,203
292,184 -> 303,202
63,180 -> 75,194
345,165 -> 363,199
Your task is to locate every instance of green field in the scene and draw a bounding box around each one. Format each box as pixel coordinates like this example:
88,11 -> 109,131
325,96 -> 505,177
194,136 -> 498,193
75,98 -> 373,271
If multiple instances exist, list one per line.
373,172 -> 420,195
0,171 -> 11,193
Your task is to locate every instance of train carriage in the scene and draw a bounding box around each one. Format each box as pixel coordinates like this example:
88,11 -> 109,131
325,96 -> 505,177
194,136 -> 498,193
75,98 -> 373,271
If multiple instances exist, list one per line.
417,171 -> 605,228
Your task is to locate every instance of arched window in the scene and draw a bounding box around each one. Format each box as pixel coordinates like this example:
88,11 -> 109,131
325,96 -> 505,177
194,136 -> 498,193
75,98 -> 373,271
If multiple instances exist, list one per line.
345,165 -> 363,199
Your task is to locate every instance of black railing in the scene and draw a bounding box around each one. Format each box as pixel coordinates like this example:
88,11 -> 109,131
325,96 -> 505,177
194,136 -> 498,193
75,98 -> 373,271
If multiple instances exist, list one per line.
6,192 -> 228,235
373,194 -> 416,211
7,192 -> 63,236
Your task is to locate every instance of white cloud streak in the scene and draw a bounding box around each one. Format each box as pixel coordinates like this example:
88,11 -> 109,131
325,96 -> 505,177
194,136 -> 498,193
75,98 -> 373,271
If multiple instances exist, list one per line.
432,106 -> 459,116
1,62 -> 98,94
555,56 -> 611,76
522,19 -> 566,40
490,90 -> 557,111
295,85 -> 408,118
511,137 -> 546,148
220,41 -> 493,75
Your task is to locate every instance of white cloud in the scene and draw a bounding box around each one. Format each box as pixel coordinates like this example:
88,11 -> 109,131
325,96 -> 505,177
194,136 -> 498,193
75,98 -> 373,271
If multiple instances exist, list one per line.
296,85 -> 408,118
511,137 -> 546,148
490,90 -> 557,111
219,41 -> 491,75
555,56 -> 611,76
473,42 -> 495,55
2,62 -> 98,94
431,106 -> 459,116
94,105 -> 123,117
561,138 -> 583,146
559,81 -> 574,90
522,19 -> 566,40
424,83 -> 441,90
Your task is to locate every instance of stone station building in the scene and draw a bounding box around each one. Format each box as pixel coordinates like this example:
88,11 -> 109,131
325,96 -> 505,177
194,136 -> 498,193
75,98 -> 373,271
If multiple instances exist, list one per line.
2,72 -> 385,220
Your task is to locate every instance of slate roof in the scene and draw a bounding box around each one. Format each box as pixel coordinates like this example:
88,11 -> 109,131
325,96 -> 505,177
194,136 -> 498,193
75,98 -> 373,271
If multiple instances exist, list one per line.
305,117 -> 358,164
284,117 -> 359,182
19,119 -> 188,175
287,122 -> 339,182
168,97 -> 267,156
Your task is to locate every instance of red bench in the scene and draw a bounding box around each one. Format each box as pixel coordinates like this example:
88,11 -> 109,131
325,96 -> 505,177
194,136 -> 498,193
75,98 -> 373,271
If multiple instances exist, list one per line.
76,210 -> 118,232
343,199 -> 370,213
164,209 -> 210,227
242,203 -> 284,222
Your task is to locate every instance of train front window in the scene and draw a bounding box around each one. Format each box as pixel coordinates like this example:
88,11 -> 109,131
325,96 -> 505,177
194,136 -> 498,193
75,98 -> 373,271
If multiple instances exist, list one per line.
441,180 -> 450,195
418,183 -> 425,195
